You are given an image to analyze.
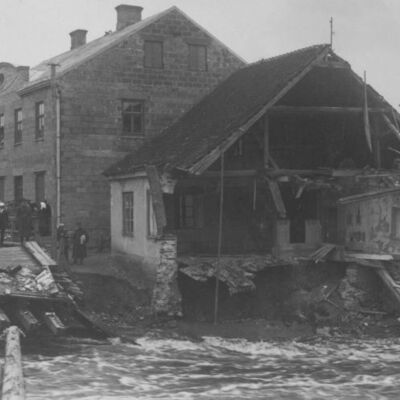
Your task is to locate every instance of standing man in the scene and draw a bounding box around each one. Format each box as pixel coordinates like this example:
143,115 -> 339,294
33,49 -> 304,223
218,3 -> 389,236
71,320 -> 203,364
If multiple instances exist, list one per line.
16,200 -> 32,243
0,202 -> 9,246
72,222 -> 89,265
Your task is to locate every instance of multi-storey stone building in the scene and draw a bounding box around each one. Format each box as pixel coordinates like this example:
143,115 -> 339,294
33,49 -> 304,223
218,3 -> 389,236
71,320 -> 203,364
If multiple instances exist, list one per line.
0,4 -> 244,245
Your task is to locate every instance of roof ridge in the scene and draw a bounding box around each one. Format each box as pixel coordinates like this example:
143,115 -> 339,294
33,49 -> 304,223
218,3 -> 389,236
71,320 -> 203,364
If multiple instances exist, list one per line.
249,43 -> 330,67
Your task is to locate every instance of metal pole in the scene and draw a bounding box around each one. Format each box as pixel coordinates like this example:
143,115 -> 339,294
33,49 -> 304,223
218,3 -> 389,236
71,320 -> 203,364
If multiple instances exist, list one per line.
214,153 -> 224,324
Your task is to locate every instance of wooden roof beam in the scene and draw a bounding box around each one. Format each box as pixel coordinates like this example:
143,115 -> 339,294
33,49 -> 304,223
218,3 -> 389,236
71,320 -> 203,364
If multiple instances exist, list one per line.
269,105 -> 389,115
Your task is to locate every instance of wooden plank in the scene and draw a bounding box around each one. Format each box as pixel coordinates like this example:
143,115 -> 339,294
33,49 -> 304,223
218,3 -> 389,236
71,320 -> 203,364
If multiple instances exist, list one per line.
42,312 -> 66,336
2,326 -> 25,400
24,241 -> 56,267
16,309 -> 39,332
383,114 -> 400,142
345,252 -> 393,261
265,169 -> 332,178
189,46 -> 331,175
145,165 -> 167,235
266,179 -> 286,218
201,169 -> 257,178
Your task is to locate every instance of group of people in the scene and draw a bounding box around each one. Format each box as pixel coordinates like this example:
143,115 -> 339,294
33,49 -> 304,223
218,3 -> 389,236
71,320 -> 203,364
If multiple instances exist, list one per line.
0,199 -> 89,265
57,222 -> 89,265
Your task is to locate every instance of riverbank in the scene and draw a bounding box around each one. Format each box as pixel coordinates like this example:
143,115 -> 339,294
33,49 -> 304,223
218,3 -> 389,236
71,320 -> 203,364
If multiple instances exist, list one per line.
61,252 -> 400,342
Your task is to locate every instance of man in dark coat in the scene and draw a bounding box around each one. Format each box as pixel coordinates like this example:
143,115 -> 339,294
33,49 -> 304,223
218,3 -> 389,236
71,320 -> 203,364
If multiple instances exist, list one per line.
0,202 -> 9,246
16,200 -> 32,243
72,222 -> 89,265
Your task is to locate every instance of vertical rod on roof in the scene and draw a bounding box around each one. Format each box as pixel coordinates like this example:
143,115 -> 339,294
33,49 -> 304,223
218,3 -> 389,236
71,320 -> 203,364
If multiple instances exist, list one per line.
214,152 -> 225,325
330,17 -> 334,49
363,71 -> 373,152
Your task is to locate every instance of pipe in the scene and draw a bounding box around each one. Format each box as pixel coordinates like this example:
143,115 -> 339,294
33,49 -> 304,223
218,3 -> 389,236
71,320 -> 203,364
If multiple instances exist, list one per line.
214,153 -> 225,325
56,89 -> 61,227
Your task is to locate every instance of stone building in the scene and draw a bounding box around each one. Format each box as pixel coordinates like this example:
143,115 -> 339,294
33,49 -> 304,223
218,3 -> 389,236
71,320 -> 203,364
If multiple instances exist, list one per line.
105,44 -> 400,315
0,4 -> 244,245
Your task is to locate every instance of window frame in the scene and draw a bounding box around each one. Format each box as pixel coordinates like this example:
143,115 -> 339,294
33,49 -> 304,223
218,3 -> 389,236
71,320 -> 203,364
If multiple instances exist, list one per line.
144,40 -> 164,69
188,44 -> 207,71
14,175 -> 23,203
121,100 -> 145,137
122,191 -> 134,237
34,171 -> 46,204
0,113 -> 4,148
14,108 -> 22,145
35,101 -> 45,140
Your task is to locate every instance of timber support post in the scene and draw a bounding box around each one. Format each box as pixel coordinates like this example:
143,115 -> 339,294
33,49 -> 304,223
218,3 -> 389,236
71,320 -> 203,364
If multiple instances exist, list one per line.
2,326 -> 25,400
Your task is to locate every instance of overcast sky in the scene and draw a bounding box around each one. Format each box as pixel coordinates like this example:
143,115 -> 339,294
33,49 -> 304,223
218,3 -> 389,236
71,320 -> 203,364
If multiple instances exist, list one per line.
1,0 -> 399,108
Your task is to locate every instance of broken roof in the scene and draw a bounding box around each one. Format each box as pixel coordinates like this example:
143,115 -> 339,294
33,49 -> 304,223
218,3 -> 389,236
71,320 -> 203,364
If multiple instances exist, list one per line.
105,44 -> 334,177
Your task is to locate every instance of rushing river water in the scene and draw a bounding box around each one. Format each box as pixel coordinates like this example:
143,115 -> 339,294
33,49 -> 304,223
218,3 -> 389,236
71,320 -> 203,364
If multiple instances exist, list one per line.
17,333 -> 400,399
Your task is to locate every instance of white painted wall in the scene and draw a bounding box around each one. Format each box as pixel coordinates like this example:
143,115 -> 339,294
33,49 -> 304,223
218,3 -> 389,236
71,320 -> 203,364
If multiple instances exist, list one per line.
110,176 -> 161,270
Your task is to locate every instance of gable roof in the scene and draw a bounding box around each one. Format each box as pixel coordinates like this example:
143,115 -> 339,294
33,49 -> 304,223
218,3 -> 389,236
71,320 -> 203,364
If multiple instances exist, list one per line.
104,44 -> 332,177
21,6 -> 244,94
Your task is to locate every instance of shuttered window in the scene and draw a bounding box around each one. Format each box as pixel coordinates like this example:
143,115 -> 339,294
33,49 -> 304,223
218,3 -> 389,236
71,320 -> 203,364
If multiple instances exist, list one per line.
188,44 -> 207,71
144,40 -> 163,69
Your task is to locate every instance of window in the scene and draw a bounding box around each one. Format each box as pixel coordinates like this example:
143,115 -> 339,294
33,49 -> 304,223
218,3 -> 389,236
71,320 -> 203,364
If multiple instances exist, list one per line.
122,100 -> 144,136
35,171 -> 45,204
179,194 -> 195,228
14,176 -> 23,203
14,109 -> 22,145
122,192 -> 134,236
0,114 -> 4,147
144,40 -> 163,69
146,189 -> 157,237
35,102 -> 44,140
0,177 -> 5,202
188,44 -> 207,71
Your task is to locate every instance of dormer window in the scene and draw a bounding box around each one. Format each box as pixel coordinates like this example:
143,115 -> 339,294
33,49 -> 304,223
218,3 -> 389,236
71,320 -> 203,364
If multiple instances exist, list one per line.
188,44 -> 207,71
144,40 -> 163,69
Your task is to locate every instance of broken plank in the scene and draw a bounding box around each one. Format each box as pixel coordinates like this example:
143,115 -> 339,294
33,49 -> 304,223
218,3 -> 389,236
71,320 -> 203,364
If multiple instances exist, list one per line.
43,312 -> 66,336
16,309 -> 40,332
266,178 -> 286,217
145,165 -> 167,236
24,241 -> 56,267
345,252 -> 393,261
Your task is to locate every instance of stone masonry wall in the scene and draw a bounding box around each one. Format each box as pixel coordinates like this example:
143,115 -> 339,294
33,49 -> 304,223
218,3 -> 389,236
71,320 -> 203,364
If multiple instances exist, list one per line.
0,63 -> 56,214
58,8 -> 244,244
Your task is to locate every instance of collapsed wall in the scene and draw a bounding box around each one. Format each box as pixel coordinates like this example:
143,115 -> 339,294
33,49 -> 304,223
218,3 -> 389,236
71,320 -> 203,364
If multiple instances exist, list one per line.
178,261 -> 391,329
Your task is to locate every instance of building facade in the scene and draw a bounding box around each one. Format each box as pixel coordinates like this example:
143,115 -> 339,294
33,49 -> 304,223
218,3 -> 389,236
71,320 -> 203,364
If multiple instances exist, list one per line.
0,4 -> 244,245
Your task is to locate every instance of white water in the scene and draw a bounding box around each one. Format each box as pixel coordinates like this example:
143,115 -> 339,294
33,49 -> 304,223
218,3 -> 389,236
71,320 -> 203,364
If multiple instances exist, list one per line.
19,334 -> 400,399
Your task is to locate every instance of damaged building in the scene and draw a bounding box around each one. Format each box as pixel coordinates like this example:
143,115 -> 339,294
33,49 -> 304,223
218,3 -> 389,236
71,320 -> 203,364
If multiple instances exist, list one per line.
105,44 -> 400,321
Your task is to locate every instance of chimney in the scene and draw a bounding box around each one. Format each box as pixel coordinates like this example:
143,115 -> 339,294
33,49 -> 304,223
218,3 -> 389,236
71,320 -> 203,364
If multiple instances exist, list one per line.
115,5 -> 143,31
69,29 -> 87,50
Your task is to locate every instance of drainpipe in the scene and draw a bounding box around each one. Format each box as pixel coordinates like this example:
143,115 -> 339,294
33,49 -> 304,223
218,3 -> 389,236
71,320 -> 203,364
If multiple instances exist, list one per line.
56,89 -> 61,227
49,64 -> 61,257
